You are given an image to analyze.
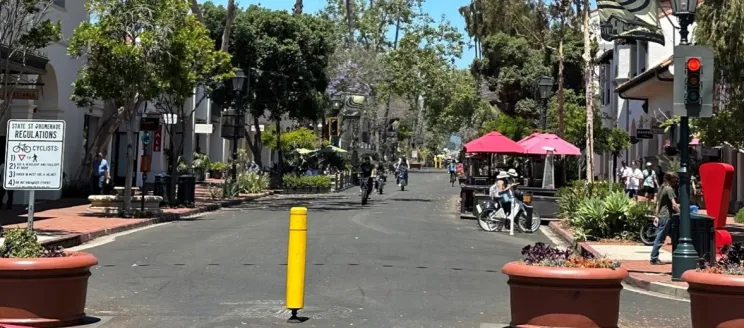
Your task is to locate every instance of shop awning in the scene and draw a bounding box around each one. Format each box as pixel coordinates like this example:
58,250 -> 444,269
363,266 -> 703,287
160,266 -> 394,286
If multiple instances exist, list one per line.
463,131 -> 524,154
517,133 -> 582,156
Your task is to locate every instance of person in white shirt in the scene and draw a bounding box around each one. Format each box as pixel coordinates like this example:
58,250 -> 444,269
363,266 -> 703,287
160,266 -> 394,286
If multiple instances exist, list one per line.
622,160 -> 644,199
0,160 -> 13,210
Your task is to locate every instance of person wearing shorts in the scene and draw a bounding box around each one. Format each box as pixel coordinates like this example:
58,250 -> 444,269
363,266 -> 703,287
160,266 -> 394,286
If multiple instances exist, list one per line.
642,162 -> 658,200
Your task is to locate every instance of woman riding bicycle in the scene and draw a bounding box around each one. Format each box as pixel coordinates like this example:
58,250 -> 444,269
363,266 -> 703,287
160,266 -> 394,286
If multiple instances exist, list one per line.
447,160 -> 457,182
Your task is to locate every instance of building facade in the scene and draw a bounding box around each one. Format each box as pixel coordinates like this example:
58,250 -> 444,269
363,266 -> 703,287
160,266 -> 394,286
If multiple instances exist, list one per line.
0,1 -> 96,204
596,1 -> 744,211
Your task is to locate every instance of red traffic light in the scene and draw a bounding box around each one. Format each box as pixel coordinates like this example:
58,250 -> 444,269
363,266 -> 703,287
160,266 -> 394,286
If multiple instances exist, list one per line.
687,58 -> 701,72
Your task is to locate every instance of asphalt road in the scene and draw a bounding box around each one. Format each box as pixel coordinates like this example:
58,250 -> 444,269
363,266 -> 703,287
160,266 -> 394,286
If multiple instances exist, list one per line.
79,170 -> 692,328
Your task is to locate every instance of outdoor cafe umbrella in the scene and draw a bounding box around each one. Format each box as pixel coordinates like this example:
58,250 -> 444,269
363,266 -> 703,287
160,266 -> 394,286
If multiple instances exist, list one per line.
463,131 -> 525,154
320,145 -> 347,153
517,133 -> 581,156
292,148 -> 317,155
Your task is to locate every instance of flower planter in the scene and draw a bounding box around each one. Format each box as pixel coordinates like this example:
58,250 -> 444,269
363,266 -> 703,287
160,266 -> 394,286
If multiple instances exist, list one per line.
682,270 -> 744,328
0,252 -> 98,327
502,261 -> 627,328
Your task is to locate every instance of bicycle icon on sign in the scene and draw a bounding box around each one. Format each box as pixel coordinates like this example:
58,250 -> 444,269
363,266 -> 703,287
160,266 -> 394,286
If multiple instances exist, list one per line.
12,143 -> 31,153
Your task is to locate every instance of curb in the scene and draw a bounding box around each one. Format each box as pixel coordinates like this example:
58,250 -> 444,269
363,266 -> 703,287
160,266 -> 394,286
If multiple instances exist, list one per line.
546,221 -> 689,299
40,191 -> 275,249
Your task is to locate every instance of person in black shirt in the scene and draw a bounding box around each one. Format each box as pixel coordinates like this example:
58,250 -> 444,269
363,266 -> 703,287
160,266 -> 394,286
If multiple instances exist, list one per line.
359,157 -> 374,196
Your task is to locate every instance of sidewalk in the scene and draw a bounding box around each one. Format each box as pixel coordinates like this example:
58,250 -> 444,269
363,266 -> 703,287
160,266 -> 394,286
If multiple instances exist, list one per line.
548,213 -> 744,300
1,184 -> 274,249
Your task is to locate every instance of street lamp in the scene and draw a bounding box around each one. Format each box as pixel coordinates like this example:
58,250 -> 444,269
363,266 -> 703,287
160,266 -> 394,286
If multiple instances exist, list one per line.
230,68 -> 247,181
669,0 -> 699,281
537,76 -> 554,130
331,93 -> 344,113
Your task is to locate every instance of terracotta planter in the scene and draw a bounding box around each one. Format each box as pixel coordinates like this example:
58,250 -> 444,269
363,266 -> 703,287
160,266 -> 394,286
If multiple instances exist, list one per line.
0,252 -> 98,327
682,270 -> 744,328
502,261 -> 627,328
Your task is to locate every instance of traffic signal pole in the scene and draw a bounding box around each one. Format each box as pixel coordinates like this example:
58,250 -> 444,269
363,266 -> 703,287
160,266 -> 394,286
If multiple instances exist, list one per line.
670,14 -> 714,281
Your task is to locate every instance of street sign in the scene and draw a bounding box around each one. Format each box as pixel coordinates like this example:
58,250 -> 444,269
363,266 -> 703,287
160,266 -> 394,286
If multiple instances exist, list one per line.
636,129 -> 654,139
153,126 -> 162,152
140,117 -> 159,131
195,123 -> 213,134
3,119 -> 65,190
651,126 -> 665,134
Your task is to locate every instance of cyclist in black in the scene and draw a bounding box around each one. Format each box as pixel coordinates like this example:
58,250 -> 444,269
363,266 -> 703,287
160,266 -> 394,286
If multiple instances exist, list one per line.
359,157 -> 374,196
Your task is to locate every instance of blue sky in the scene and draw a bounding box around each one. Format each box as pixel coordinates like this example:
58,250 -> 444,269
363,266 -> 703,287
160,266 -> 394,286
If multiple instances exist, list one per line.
200,0 -> 477,68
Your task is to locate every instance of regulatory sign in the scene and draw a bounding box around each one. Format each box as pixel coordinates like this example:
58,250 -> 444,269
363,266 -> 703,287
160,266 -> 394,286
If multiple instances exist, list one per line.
636,129 -> 654,139
3,119 -> 65,190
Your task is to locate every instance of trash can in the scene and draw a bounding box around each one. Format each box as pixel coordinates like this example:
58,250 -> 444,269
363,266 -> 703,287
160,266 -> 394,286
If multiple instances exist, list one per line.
177,175 -> 196,206
670,212 -> 716,265
155,174 -> 172,206
154,174 -> 164,198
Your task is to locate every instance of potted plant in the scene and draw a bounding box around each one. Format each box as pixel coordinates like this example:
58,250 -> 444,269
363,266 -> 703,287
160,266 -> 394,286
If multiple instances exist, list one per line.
0,228 -> 98,327
501,242 -> 627,328
683,242 -> 744,328
192,153 -> 211,182
210,162 -> 228,180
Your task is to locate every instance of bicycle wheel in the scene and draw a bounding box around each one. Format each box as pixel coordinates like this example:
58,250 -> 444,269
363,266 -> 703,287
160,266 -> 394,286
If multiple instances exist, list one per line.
477,209 -> 502,232
639,223 -> 656,246
517,210 -> 542,233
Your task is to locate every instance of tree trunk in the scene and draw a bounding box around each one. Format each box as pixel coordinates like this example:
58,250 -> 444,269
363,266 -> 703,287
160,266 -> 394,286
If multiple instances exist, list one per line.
275,120 -> 283,169
221,0 -> 236,52
345,0 -> 354,45
379,17 -> 401,160
123,109 -> 136,214
557,17 -> 566,137
191,0 -> 235,52
582,0 -> 594,183
293,0 -> 303,15
75,101 -> 123,180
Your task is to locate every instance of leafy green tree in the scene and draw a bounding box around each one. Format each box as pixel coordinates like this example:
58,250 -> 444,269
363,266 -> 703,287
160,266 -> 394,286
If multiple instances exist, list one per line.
203,4 -> 335,167
262,127 -> 319,153
0,1 -> 61,127
69,0 -> 225,213
479,114 -> 535,142
692,1 -> 744,148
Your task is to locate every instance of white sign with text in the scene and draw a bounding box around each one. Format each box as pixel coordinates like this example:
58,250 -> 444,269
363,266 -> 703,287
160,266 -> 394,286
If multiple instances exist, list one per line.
3,119 -> 66,190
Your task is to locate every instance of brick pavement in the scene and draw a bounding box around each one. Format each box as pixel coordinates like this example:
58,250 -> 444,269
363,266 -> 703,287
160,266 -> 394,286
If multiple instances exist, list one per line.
1,183 -> 273,249
547,217 -> 744,299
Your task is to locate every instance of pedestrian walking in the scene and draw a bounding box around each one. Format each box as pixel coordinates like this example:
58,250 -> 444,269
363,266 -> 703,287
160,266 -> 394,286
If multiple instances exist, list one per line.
650,171 -> 680,265
617,161 -> 627,186
622,161 -> 643,198
642,162 -> 658,201
0,159 -> 14,210
93,152 -> 110,195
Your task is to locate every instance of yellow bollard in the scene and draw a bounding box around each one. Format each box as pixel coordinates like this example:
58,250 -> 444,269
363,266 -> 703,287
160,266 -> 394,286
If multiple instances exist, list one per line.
286,207 -> 307,323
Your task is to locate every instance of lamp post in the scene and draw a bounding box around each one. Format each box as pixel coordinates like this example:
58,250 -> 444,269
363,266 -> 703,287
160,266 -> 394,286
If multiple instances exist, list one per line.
330,93 -> 344,148
670,0 -> 698,281
537,76 -> 554,130
231,68 -> 247,181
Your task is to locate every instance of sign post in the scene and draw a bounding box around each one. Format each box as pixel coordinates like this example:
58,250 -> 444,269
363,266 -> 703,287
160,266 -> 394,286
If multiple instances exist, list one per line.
4,119 -> 66,230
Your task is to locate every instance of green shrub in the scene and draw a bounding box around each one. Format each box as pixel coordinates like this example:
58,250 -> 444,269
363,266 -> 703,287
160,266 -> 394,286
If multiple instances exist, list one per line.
282,174 -> 332,189
556,180 -> 624,220
237,172 -> 269,194
569,190 -> 653,242
736,208 -> 744,224
0,228 -> 65,258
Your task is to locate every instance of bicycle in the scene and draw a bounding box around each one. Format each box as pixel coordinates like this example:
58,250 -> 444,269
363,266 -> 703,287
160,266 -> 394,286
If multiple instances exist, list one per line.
449,171 -> 456,187
12,143 -> 31,153
359,175 -> 372,205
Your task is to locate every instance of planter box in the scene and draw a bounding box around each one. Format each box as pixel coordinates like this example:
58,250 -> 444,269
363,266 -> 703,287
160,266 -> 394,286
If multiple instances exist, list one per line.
502,261 -> 627,328
683,270 -> 744,328
0,252 -> 98,327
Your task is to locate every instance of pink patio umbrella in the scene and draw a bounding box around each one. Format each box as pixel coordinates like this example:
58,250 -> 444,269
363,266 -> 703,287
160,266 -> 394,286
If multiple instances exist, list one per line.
464,131 -> 525,154
517,133 -> 582,156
